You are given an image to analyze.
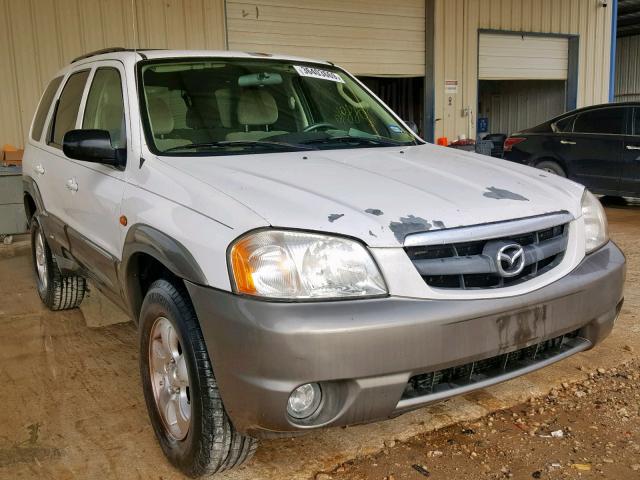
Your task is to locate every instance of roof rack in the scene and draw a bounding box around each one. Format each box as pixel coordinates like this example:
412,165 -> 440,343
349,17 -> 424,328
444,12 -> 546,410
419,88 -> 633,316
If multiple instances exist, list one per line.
71,47 -> 133,64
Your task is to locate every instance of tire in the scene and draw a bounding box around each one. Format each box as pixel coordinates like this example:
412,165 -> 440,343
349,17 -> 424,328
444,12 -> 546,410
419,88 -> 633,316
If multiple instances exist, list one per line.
535,160 -> 566,177
139,279 -> 257,477
30,216 -> 86,310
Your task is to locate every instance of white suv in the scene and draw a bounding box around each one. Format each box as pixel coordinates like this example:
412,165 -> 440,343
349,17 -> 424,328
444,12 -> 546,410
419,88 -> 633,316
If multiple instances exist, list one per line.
23,48 -> 625,476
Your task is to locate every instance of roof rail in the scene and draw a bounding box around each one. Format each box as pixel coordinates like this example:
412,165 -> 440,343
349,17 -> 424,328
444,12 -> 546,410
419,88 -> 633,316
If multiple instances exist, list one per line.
71,47 -> 133,64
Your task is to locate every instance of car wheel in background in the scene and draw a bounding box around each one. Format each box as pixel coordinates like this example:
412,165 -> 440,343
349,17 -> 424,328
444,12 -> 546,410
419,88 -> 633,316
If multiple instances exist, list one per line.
535,160 -> 566,177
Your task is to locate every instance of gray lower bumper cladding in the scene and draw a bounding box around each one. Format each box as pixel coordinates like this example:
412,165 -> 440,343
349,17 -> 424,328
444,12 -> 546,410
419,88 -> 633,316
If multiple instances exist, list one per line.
186,241 -> 625,437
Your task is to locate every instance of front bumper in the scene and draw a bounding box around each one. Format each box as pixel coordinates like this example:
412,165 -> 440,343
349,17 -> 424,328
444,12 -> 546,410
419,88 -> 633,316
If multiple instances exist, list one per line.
186,241 -> 625,437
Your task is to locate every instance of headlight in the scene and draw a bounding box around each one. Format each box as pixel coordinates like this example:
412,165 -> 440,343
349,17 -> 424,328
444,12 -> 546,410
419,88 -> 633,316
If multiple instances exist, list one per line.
229,230 -> 387,299
581,189 -> 608,253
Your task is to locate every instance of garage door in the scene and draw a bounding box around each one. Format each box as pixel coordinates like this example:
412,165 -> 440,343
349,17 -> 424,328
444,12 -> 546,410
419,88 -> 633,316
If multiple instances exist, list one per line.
226,0 -> 425,76
479,33 -> 568,80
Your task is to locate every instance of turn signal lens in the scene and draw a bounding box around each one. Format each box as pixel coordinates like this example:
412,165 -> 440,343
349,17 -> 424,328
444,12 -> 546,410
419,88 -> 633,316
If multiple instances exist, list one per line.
230,239 -> 257,295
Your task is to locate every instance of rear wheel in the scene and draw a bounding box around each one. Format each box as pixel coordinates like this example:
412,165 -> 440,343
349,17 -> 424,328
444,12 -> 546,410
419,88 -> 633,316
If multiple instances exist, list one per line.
139,279 -> 257,477
30,216 -> 86,310
535,160 -> 566,177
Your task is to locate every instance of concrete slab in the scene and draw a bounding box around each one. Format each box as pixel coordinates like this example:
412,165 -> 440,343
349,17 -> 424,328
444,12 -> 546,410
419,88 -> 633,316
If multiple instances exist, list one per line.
0,205 -> 638,480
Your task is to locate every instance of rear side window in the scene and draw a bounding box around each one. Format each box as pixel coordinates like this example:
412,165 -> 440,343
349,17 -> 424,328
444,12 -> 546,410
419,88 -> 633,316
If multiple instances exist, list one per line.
49,70 -> 90,146
31,76 -> 63,142
82,68 -> 126,148
573,108 -> 625,135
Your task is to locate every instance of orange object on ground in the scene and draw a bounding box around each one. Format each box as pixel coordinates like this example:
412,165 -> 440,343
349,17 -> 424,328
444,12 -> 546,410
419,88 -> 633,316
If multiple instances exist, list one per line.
436,137 -> 449,146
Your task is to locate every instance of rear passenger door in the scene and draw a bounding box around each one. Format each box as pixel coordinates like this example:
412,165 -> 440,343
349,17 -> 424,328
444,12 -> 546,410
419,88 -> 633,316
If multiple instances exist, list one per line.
555,107 -> 627,193
63,61 -> 128,294
620,107 -> 640,195
42,69 -> 92,245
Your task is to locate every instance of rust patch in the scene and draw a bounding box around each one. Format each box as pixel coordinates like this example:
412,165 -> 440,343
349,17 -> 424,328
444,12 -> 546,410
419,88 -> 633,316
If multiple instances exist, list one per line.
483,187 -> 529,202
365,208 -> 384,216
389,215 -> 433,243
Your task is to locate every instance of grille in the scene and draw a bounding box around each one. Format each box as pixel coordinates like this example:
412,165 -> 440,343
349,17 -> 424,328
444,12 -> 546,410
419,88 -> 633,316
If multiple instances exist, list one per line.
405,222 -> 568,290
402,330 -> 580,401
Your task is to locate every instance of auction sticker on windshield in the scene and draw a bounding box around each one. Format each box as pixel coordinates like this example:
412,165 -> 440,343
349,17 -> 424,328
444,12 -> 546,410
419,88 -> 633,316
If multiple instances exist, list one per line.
294,65 -> 344,83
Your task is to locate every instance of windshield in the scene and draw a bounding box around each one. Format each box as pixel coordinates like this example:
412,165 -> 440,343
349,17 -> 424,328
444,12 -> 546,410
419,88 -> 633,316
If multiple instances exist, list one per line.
138,58 -> 420,155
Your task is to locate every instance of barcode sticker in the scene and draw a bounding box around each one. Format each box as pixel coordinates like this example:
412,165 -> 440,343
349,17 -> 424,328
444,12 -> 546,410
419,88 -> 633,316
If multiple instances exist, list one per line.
294,65 -> 344,83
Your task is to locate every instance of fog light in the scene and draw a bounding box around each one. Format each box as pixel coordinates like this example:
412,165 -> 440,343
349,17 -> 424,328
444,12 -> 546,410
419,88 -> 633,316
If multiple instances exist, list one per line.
287,383 -> 322,419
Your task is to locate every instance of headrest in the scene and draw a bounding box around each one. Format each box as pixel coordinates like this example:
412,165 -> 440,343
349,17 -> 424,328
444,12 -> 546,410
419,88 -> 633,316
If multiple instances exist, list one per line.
147,97 -> 174,135
215,88 -> 233,128
237,89 -> 278,126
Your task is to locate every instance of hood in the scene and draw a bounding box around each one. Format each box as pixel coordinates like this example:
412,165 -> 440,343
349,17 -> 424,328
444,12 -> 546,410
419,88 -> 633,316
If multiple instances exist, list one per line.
158,143 -> 584,247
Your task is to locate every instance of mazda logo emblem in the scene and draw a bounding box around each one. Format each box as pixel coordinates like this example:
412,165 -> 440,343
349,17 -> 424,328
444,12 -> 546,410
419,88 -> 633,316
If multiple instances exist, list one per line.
496,243 -> 525,277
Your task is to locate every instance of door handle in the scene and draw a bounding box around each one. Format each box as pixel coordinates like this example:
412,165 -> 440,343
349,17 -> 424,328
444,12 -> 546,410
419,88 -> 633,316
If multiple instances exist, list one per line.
65,178 -> 78,192
33,164 -> 45,175
560,140 -> 576,145
626,145 -> 640,150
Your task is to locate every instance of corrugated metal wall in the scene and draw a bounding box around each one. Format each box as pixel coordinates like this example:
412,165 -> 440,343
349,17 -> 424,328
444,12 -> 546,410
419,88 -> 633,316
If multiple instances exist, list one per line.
434,0 -> 613,141
0,0 -> 225,148
614,34 -> 640,103
226,0 -> 425,77
478,80 -> 566,136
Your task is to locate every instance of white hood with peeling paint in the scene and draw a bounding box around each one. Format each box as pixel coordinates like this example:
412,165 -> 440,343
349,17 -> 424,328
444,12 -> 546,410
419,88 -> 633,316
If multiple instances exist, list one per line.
158,143 -> 585,247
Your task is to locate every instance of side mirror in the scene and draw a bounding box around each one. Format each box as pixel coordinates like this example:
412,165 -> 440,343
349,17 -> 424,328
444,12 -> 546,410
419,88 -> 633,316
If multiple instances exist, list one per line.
63,129 -> 126,167
404,120 -> 419,134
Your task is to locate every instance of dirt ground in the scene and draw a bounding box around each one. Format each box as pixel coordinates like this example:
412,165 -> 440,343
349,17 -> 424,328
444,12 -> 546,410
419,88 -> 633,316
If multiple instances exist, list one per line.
0,199 -> 639,480
323,359 -> 640,480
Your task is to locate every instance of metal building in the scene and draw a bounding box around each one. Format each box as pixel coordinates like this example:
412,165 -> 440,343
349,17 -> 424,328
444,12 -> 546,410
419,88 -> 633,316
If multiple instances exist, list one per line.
0,0 -> 619,148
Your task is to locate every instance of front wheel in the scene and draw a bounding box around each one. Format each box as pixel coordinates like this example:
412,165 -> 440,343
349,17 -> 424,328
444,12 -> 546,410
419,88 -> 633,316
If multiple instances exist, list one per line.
139,279 -> 257,477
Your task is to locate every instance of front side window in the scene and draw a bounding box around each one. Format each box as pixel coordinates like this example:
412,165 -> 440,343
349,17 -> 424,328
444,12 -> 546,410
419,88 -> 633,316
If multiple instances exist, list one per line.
138,59 -> 419,155
573,108 -> 626,135
82,68 -> 126,148
31,76 -> 63,142
50,70 -> 90,146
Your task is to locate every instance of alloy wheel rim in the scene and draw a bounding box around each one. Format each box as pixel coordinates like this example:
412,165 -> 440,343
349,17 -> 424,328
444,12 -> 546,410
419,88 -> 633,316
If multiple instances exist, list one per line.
148,316 -> 191,440
35,228 -> 48,290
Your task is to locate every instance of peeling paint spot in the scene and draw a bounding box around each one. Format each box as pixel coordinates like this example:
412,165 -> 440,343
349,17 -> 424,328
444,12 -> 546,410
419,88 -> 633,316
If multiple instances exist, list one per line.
389,215 -> 432,243
368,230 -> 377,238
433,220 -> 445,229
483,186 -> 529,201
365,208 -> 384,216
328,213 -> 344,222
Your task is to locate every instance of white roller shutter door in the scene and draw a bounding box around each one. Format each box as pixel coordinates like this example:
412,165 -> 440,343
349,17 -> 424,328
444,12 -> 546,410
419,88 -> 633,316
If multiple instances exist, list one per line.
479,33 -> 569,80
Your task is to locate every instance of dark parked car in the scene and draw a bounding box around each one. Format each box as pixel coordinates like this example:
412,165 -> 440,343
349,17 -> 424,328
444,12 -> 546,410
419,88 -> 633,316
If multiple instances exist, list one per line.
503,102 -> 640,196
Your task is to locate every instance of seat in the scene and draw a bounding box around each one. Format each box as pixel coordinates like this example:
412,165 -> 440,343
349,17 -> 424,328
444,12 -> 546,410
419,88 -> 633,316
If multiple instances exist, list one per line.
99,104 -> 125,148
226,89 -> 287,142
146,97 -> 191,151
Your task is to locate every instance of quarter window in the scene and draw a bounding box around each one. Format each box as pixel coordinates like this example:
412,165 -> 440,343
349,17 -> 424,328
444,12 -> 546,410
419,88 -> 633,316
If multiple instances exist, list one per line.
634,108 -> 640,136
31,76 -> 63,142
554,115 -> 575,133
50,70 -> 90,146
82,68 -> 126,148
573,108 -> 625,135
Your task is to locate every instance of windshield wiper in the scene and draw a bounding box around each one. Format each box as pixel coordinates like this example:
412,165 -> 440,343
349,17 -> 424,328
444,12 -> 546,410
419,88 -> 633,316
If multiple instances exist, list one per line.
300,135 -> 407,147
162,140 -> 313,153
